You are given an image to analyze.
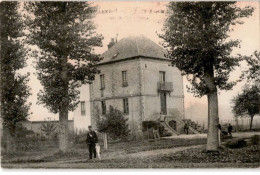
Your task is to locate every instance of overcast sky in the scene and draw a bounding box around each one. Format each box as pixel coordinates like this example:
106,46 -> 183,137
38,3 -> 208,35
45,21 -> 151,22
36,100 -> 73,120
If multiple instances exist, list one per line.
26,1 -> 259,123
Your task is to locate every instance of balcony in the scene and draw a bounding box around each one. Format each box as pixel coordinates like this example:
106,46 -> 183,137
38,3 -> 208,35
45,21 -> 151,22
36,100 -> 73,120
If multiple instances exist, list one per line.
157,82 -> 173,92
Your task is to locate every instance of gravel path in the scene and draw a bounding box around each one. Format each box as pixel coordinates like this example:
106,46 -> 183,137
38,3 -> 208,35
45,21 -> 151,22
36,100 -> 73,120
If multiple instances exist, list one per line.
51,144 -> 204,164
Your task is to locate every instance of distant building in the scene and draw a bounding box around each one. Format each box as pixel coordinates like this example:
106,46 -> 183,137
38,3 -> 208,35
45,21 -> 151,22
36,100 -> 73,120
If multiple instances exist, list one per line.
20,120 -> 74,135
85,36 -> 185,138
73,85 -> 91,131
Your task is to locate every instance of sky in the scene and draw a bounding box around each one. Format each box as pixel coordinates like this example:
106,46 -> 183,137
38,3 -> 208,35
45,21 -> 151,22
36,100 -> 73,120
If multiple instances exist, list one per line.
25,1 -> 259,124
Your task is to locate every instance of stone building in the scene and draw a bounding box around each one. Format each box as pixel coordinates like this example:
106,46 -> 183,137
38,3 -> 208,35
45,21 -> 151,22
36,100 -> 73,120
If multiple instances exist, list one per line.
88,36 -> 186,137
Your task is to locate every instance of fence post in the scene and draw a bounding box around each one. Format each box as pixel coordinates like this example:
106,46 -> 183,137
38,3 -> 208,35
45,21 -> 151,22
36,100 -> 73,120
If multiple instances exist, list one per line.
103,133 -> 108,150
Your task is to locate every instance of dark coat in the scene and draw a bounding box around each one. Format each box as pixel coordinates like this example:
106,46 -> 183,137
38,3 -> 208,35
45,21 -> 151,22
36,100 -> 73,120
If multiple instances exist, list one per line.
86,131 -> 98,145
228,125 -> 233,132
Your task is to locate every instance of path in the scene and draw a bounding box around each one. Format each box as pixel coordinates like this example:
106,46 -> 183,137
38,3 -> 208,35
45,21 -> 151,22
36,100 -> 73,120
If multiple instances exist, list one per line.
164,131 -> 260,139
125,144 -> 203,159
2,144 -> 204,168
54,144 -> 204,164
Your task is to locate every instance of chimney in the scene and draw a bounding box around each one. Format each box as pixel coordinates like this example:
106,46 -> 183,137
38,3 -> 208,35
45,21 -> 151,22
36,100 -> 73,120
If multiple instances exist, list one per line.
108,38 -> 116,49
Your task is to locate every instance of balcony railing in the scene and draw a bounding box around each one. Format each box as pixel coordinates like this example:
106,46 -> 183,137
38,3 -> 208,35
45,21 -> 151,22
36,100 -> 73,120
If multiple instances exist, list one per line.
157,82 -> 173,92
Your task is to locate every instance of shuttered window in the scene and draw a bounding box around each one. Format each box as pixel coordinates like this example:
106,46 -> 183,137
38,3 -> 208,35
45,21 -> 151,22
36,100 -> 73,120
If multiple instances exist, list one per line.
100,74 -> 105,90
122,70 -> 128,87
81,101 -> 86,116
123,98 -> 129,114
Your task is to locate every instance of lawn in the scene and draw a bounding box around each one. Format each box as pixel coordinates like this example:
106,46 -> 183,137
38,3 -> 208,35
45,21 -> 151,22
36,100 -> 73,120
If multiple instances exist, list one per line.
1,135 -> 260,169
1,137 -> 206,164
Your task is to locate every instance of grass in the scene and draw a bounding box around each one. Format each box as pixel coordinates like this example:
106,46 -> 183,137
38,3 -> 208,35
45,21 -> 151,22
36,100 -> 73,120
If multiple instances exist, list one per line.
151,145 -> 260,168
2,134 -> 260,168
3,145 -> 259,168
104,137 -> 206,153
1,137 -> 206,164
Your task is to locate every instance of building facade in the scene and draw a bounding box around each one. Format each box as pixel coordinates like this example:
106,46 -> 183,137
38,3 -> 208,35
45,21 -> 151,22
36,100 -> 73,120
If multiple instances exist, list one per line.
88,36 -> 185,137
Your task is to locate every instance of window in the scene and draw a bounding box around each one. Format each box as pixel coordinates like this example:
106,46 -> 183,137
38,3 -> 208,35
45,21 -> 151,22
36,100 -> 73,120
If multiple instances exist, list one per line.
123,98 -> 129,114
122,70 -> 128,87
159,71 -> 166,83
100,74 -> 105,90
101,101 -> 106,115
81,101 -> 86,116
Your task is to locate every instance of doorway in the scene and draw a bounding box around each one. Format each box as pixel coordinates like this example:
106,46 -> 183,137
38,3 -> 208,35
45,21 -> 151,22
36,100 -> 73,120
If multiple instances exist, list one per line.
160,92 -> 167,115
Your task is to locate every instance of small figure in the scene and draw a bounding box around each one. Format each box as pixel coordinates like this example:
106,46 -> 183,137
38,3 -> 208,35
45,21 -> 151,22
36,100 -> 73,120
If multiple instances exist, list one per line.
228,123 -> 233,137
86,125 -> 98,160
184,123 -> 189,135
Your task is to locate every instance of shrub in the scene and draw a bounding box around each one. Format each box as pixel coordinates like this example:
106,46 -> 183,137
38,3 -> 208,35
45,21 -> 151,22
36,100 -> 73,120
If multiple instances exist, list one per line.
250,135 -> 260,145
71,130 -> 88,145
142,121 -> 172,137
97,106 -> 130,139
225,138 -> 247,149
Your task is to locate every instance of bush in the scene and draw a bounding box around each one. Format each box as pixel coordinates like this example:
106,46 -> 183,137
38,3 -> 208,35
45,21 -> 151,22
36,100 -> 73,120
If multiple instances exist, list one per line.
225,138 -> 247,149
142,121 -> 172,137
250,135 -> 260,145
97,106 -> 130,139
70,130 -> 88,145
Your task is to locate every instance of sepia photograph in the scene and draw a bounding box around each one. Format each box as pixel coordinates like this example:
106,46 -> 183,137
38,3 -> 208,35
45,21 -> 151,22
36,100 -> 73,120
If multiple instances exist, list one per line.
0,0 -> 259,169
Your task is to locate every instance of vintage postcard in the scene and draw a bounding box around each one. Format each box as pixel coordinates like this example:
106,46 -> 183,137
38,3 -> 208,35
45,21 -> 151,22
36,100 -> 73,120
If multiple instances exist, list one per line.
0,1 -> 259,169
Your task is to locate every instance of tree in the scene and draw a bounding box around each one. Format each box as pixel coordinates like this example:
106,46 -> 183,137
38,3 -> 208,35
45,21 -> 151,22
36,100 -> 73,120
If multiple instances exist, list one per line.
0,1 -> 31,153
159,2 -> 254,151
25,2 -> 103,151
240,51 -> 260,86
232,85 -> 260,130
97,106 -> 130,139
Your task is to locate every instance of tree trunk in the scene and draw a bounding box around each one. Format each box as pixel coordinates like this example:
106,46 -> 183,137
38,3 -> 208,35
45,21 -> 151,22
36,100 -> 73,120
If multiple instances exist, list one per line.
59,53 -> 69,152
249,115 -> 254,130
59,110 -> 69,151
206,90 -> 219,151
204,72 -> 219,151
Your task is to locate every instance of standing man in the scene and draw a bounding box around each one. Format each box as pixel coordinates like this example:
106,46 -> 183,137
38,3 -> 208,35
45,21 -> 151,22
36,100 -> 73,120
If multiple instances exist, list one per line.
228,123 -> 233,137
86,125 -> 98,159
184,122 -> 189,135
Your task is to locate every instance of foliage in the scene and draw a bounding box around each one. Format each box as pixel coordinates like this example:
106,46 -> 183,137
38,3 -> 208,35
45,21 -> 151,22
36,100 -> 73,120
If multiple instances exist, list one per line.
25,1 -> 103,151
232,85 -> 260,129
97,106 -> 130,139
14,123 -> 34,138
225,138 -> 247,149
250,135 -> 260,146
159,2 -> 254,150
240,51 -> 260,86
142,121 -> 171,137
40,118 -> 58,138
69,130 -> 88,145
25,2 -> 103,113
142,121 -> 159,130
0,1 -> 31,136
159,2 -> 254,97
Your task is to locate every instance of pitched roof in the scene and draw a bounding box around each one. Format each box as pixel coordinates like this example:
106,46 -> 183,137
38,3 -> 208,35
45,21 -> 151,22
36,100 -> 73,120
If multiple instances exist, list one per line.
100,36 -> 168,64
